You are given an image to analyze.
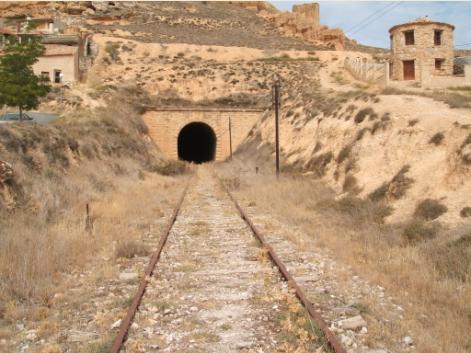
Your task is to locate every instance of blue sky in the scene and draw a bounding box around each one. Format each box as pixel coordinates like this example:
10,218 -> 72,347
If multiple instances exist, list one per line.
271,1 -> 471,49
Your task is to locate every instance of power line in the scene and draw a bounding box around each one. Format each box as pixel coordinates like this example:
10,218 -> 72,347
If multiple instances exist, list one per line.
346,2 -> 397,34
348,2 -> 403,36
455,42 -> 471,48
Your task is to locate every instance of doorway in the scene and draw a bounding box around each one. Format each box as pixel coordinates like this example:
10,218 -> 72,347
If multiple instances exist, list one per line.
403,60 -> 415,80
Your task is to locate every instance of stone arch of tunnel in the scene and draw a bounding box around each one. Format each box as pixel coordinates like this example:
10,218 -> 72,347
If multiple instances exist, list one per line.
142,109 -> 263,162
177,122 -> 217,163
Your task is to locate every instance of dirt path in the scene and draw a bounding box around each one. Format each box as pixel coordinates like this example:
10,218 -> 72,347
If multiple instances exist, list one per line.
122,168 -> 323,352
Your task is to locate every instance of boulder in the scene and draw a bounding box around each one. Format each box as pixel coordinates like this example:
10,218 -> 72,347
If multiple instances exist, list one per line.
337,315 -> 367,330
119,272 -> 138,282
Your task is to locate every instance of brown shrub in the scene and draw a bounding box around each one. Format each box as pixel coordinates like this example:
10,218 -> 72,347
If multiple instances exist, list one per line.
408,119 -> 419,127
306,151 -> 333,177
368,183 -> 388,202
150,160 -> 188,176
429,132 -> 445,146
402,220 -> 439,244
221,176 -> 241,190
356,127 -> 371,141
389,165 -> 414,199
460,207 -> 471,218
426,234 -> 471,282
115,240 -> 149,259
414,199 -> 448,221
354,108 -> 377,124
461,133 -> 471,148
336,144 -> 352,164
342,175 -> 360,194
325,196 -> 392,224
368,165 -> 414,202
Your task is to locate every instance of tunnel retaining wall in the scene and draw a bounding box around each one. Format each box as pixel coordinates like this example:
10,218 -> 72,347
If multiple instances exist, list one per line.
143,108 -> 263,161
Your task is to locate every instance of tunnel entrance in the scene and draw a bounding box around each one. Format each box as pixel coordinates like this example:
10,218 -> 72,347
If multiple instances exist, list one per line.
178,122 -> 216,163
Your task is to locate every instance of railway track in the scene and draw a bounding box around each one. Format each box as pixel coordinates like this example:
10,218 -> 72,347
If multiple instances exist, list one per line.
109,169 -> 346,353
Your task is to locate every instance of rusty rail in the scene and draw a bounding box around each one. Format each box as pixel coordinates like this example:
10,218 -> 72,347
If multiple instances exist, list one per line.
221,180 -> 347,353
109,181 -> 190,353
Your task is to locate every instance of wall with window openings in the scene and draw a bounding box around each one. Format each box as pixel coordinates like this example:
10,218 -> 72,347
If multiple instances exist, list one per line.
389,20 -> 454,81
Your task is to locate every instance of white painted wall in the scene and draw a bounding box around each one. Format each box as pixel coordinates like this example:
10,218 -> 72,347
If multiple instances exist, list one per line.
32,53 -> 78,84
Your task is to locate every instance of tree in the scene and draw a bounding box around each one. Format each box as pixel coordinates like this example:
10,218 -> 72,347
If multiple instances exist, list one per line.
0,37 -> 50,121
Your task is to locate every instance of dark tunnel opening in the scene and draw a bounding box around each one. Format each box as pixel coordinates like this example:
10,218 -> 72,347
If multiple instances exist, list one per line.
178,122 -> 216,164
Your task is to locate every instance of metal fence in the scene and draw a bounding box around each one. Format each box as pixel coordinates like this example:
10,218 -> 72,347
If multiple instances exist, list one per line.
344,57 -> 388,86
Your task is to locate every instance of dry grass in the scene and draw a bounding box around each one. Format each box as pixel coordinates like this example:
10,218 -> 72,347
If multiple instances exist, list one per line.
382,87 -> 471,109
0,85 -> 189,346
221,165 -> 471,353
0,173 -> 184,310
148,160 -> 189,176
115,240 -> 149,259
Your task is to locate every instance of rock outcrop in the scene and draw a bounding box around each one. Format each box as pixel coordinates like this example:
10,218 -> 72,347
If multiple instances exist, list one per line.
240,2 -> 345,50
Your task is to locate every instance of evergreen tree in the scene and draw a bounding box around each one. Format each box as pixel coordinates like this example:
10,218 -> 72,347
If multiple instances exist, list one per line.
0,37 -> 50,120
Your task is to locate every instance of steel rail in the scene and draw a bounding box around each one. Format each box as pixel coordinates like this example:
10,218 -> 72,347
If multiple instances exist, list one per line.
109,180 -> 191,353
220,180 -> 347,353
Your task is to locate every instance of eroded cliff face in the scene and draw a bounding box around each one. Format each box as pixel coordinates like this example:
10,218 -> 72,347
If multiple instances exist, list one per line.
240,51 -> 471,225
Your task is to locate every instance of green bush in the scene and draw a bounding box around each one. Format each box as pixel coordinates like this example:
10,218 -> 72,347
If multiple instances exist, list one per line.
414,199 -> 448,221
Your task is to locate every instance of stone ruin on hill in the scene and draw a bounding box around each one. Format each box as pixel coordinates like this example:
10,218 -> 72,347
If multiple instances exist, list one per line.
239,2 -> 345,50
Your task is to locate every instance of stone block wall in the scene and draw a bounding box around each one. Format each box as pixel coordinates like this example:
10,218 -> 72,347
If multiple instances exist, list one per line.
390,20 -> 454,81
143,109 -> 262,161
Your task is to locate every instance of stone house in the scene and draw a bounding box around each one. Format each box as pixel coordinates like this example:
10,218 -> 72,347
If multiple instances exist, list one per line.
0,16 -> 94,84
389,17 -> 454,81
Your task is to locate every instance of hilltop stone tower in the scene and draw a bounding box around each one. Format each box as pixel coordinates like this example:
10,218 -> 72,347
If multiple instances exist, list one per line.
292,3 -> 320,27
389,17 -> 454,81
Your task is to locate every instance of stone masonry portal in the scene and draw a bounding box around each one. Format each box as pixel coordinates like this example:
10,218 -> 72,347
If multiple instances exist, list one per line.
143,108 -> 262,162
178,122 -> 216,163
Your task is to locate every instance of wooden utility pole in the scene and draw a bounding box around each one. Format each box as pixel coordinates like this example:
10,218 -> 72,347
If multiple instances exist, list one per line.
229,116 -> 233,160
273,77 -> 281,177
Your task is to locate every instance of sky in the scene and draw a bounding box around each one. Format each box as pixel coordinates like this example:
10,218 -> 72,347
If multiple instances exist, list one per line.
271,1 -> 471,49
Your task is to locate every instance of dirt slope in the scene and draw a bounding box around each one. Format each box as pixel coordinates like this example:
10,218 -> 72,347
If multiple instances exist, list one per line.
240,52 -> 471,226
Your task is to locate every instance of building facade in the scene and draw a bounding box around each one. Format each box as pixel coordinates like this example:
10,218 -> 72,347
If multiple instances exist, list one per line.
0,16 -> 93,84
389,17 -> 454,81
